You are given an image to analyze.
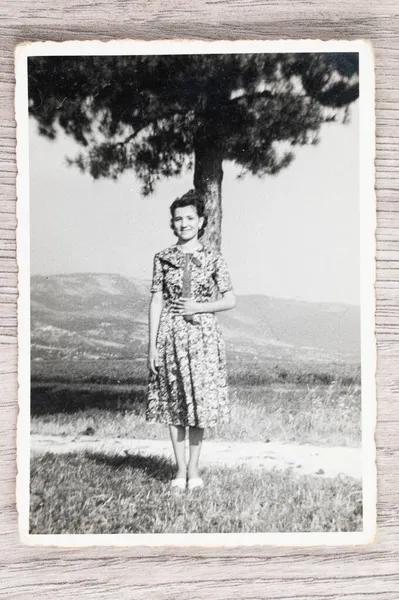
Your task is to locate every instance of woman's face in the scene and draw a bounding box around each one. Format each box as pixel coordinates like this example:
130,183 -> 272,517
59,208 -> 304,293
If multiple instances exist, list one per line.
172,205 -> 204,242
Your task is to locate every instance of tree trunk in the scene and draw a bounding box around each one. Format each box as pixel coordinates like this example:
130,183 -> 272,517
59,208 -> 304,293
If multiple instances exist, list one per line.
193,139 -> 223,252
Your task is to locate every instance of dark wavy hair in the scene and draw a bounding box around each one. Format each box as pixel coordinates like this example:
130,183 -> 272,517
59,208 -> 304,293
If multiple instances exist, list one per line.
170,189 -> 208,238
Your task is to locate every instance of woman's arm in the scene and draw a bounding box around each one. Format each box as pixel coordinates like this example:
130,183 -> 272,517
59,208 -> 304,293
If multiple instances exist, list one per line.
172,290 -> 236,316
148,291 -> 163,374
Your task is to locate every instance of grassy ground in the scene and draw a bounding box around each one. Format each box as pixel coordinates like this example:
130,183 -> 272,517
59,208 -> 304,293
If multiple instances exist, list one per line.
30,360 -> 362,534
30,452 -> 362,534
31,356 -> 361,387
31,380 -> 361,447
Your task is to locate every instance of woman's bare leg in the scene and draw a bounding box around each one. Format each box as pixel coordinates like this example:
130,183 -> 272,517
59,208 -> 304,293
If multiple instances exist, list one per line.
169,425 -> 187,479
188,427 -> 204,480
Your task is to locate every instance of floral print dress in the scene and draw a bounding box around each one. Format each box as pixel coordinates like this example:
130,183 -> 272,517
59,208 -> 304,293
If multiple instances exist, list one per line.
146,244 -> 233,428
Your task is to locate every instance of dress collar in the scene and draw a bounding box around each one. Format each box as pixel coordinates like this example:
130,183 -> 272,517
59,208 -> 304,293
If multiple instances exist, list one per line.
160,244 -> 206,268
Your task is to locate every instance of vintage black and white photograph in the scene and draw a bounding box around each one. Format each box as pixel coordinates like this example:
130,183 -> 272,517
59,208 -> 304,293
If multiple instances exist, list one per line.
16,40 -> 375,545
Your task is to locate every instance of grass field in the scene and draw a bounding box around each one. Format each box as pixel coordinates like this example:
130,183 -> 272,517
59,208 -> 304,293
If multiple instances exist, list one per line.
30,358 -> 362,534
31,379 -> 361,447
31,355 -> 361,387
30,452 -> 362,534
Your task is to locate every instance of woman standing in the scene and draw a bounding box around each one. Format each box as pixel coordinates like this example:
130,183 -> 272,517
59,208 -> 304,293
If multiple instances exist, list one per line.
146,189 -> 236,491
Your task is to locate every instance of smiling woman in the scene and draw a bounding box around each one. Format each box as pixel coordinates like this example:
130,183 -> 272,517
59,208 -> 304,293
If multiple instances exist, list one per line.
146,189 -> 236,491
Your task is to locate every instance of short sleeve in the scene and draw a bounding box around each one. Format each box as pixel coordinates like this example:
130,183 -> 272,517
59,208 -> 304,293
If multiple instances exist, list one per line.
214,253 -> 233,294
150,254 -> 163,293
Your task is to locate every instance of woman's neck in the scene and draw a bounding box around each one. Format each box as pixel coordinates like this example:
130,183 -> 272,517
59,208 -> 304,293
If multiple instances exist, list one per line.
177,238 -> 203,253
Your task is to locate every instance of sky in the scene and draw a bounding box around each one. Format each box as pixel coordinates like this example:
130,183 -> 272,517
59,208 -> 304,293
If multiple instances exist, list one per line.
29,101 -> 360,305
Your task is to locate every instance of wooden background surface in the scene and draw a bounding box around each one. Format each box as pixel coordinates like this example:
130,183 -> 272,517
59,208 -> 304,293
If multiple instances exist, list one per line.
1,2 -> 398,598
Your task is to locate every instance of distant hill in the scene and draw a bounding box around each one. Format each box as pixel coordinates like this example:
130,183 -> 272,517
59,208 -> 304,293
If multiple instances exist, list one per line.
31,273 -> 360,366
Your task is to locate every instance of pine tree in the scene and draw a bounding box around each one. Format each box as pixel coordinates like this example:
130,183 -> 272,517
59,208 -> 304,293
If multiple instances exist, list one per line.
28,52 -> 359,249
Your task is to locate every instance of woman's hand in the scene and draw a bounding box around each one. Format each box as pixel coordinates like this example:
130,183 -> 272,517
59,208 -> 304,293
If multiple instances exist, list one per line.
171,297 -> 202,316
148,346 -> 160,375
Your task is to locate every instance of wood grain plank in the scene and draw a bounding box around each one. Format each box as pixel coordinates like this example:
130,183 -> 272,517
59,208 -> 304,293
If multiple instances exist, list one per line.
1,2 -> 398,598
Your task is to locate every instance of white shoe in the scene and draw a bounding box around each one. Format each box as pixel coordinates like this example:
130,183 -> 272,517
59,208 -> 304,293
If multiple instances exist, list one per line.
170,478 -> 186,491
188,478 -> 204,491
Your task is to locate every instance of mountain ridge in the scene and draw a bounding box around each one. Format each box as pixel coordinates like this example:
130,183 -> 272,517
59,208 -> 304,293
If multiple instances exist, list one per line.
31,272 -> 359,308
31,273 -> 360,364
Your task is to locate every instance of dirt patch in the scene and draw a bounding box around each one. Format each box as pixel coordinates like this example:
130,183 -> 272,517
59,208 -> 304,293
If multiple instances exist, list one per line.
30,434 -> 362,479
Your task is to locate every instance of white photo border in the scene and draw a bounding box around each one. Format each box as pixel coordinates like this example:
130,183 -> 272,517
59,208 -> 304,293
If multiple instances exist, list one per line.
15,38 -> 376,547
